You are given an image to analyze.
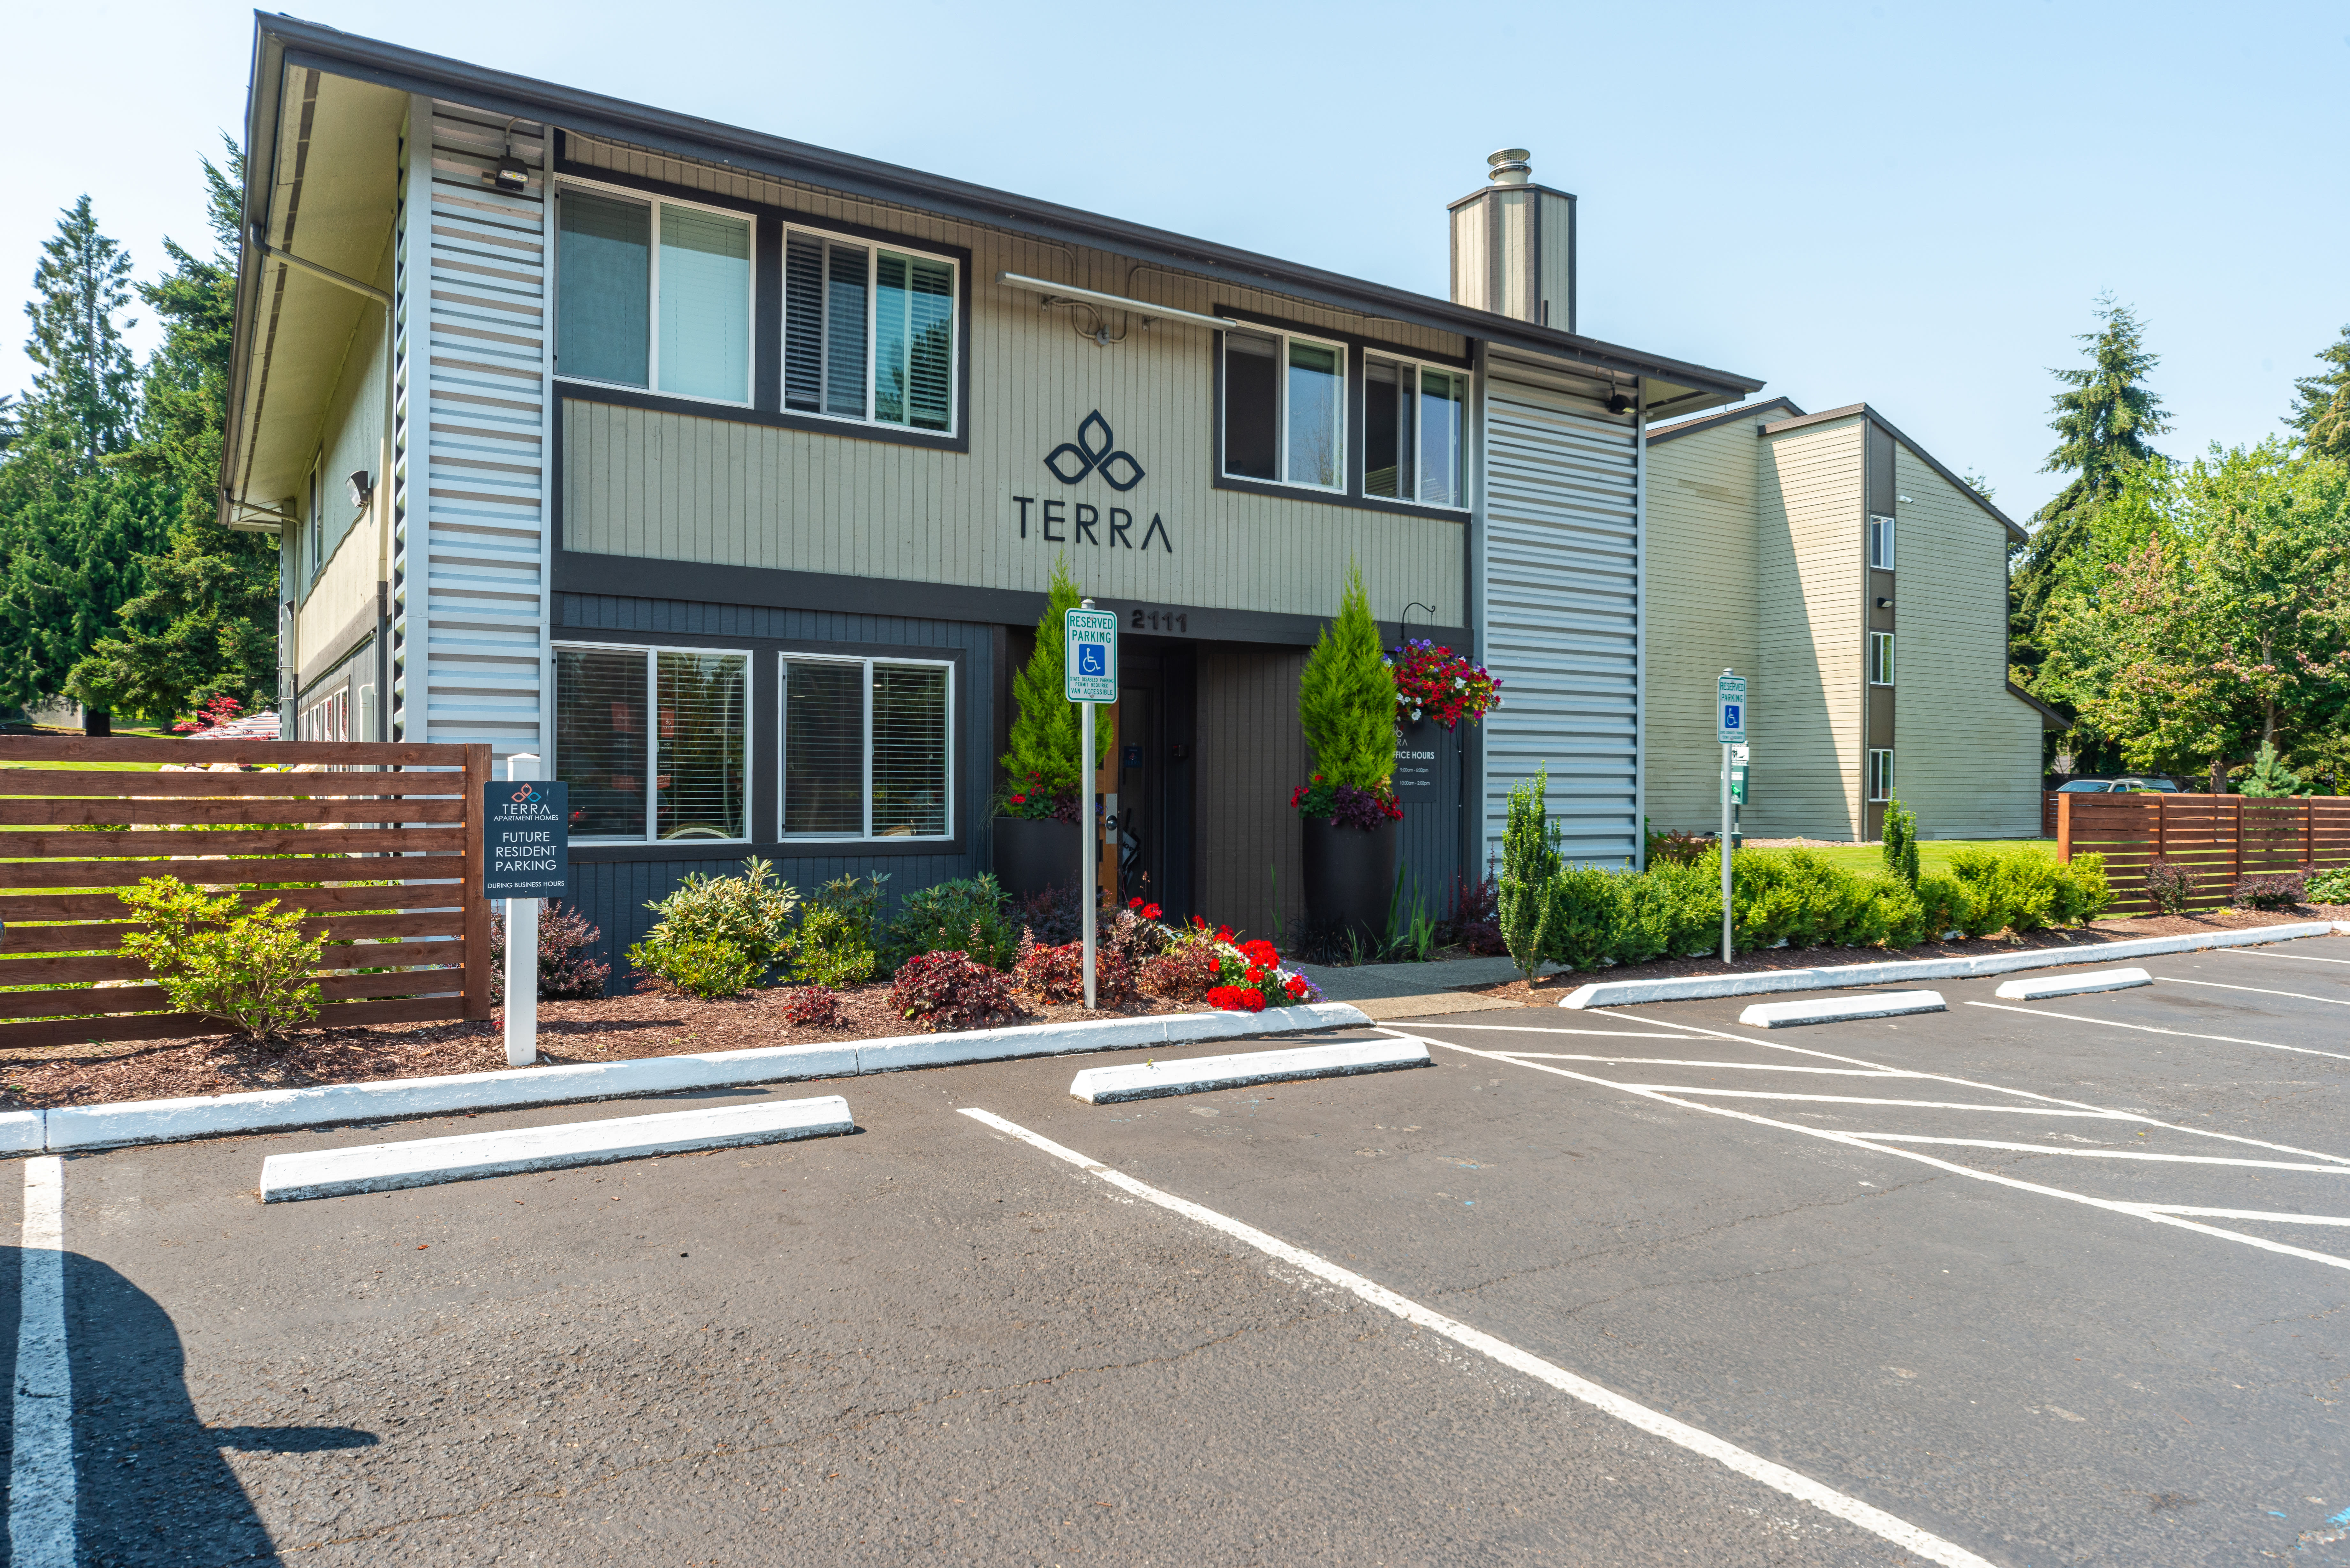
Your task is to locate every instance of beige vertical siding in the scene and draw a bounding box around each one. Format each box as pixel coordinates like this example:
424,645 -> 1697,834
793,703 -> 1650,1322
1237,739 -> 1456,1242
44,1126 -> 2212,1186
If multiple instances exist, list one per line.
556,134 -> 1467,629
1193,645 -> 1308,940
1890,447 -> 2041,837
1758,417 -> 1866,840
1643,417 -> 1766,835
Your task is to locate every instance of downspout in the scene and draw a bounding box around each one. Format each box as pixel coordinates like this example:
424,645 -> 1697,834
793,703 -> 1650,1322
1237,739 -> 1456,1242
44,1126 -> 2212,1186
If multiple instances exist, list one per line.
248,226 -> 396,743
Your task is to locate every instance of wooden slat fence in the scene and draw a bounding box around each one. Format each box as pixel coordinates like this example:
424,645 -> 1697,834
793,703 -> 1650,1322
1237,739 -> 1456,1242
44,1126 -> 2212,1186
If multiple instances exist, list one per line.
2054,791 -> 2349,914
1,738 -> 491,1049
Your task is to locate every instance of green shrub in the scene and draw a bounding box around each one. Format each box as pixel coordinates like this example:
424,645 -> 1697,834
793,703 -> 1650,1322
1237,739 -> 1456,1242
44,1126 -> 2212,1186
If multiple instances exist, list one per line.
880,875 -> 1017,973
1497,768 -> 1563,979
633,935 -> 761,999
999,554 -> 1107,804
1543,865 -> 1624,971
793,873 -> 887,988
1728,848 -> 1878,951
1946,847 -> 2109,934
1915,872 -> 1982,938
118,877 -> 324,1037
1881,793 -> 1920,888
632,858 -> 801,986
2307,866 -> 2350,903
1861,875 -> 1926,948
1296,562 -> 1397,792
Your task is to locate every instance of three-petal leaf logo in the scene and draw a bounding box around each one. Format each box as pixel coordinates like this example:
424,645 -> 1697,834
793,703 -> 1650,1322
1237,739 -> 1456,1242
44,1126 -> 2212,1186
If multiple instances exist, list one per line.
1043,411 -> 1145,493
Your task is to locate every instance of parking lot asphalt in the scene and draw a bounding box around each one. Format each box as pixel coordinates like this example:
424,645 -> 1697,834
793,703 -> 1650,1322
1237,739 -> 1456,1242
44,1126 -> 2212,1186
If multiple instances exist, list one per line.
10,932 -> 2350,1565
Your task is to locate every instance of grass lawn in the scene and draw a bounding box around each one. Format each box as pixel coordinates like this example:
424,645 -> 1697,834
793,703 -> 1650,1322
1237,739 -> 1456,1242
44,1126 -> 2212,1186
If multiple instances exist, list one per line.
1775,838 -> 2058,876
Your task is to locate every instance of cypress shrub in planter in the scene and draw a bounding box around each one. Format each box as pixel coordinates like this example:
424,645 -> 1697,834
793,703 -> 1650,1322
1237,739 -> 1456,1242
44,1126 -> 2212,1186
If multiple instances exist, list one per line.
1293,565 -> 1400,943
994,555 -> 1108,898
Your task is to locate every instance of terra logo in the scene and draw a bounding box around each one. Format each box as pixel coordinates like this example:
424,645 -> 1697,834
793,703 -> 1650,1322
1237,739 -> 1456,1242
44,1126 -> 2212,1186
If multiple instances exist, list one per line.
510,784 -> 543,805
1043,411 -> 1144,492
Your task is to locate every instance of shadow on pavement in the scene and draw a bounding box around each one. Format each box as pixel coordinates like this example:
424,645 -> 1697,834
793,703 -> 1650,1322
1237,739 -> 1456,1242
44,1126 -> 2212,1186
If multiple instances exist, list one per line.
0,1245 -> 378,1567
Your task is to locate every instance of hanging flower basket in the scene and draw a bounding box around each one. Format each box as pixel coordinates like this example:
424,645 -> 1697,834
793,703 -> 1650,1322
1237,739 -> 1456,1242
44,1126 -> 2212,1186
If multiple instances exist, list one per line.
1385,639 -> 1501,728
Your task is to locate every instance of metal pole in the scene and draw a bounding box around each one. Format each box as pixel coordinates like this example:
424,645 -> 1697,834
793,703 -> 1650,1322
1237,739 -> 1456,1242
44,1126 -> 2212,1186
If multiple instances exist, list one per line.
504,753 -> 540,1067
1081,697 -> 1097,1009
1720,740 -> 1733,965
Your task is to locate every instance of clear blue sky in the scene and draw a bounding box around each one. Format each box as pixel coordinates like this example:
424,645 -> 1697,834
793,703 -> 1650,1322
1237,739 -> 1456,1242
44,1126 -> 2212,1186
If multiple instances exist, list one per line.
5,1 -> 2344,520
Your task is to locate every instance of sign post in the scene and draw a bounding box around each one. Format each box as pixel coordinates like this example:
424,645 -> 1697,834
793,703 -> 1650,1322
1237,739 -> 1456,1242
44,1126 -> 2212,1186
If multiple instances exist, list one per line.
483,757 -> 570,1066
1716,670 -> 1747,965
1065,599 -> 1119,1008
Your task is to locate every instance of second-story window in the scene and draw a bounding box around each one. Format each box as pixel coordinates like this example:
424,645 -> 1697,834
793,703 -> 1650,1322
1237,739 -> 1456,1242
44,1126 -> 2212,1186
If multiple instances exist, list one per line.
1365,356 -> 1468,508
1223,328 -> 1345,492
1869,513 -> 1897,570
555,185 -> 753,406
783,234 -> 958,432
1869,631 -> 1896,686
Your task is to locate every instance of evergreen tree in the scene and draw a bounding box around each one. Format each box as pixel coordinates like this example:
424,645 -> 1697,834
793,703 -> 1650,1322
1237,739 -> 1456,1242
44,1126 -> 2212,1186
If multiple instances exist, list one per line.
20,195 -> 137,465
2238,740 -> 2306,799
1295,562 -> 1396,791
998,554 -> 1108,805
68,145 -> 278,718
2010,295 -> 2171,722
1880,792 -> 1919,887
2288,323 -> 2350,460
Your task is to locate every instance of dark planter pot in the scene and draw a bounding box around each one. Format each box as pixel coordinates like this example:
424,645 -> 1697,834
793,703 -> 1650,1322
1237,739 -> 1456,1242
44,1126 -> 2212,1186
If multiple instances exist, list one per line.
1302,815 -> 1399,945
994,816 -> 1083,901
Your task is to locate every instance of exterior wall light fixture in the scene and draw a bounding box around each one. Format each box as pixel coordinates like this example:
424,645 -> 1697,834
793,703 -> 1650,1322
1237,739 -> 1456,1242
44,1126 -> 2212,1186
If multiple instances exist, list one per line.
346,471 -> 374,512
493,120 -> 529,192
1605,392 -> 1634,414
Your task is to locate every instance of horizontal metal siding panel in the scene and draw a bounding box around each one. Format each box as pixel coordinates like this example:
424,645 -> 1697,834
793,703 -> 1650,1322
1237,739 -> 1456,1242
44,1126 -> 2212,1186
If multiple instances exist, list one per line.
1481,379 -> 1642,864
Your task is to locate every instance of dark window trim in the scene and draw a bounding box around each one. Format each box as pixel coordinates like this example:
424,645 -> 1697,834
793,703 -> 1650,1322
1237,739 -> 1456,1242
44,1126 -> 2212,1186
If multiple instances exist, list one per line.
553,151 -> 973,454
1209,304 -> 1474,522
551,623 -> 974,861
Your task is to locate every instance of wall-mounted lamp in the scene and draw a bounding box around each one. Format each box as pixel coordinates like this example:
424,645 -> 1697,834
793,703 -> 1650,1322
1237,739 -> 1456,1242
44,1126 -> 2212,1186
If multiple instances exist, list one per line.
1874,596 -> 1893,610
493,120 -> 529,192
346,471 -> 374,512
1897,494 -> 1914,505
1605,392 -> 1635,415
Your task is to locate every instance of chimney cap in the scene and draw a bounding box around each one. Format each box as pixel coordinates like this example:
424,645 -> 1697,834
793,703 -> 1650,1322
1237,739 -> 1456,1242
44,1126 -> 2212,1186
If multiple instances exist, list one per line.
1487,148 -> 1532,185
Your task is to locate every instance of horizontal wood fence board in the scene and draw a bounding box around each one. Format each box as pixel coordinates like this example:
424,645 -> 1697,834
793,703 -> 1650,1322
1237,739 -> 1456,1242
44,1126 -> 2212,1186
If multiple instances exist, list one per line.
2,855 -> 464,890
0,739 -> 473,766
0,798 -> 466,826
0,938 -> 464,988
0,967 -> 466,1021
0,827 -> 466,857
4,995 -> 470,1052
2057,790 -> 2350,913
1,882 -> 463,923
0,771 -> 465,799
0,910 -> 466,956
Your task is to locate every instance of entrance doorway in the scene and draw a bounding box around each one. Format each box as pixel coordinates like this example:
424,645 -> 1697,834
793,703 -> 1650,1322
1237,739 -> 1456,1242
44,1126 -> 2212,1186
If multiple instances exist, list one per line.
1111,642 -> 1195,922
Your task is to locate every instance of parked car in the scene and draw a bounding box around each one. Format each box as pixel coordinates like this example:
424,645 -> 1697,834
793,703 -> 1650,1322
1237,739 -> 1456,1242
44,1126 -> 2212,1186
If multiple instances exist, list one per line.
2054,776 -> 2181,793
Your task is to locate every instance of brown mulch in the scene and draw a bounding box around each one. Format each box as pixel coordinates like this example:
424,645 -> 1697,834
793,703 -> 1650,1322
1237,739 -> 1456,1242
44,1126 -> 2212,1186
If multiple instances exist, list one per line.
1453,905 -> 2340,1007
0,982 -> 1197,1112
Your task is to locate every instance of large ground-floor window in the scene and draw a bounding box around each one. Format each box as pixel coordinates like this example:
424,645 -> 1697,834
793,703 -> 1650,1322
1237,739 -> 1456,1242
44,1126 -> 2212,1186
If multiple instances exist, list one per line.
782,653 -> 952,841
554,643 -> 751,842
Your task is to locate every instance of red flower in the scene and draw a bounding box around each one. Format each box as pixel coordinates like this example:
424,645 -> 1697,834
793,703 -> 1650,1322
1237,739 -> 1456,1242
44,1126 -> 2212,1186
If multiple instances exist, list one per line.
1240,939 -> 1280,967
1283,975 -> 1309,999
1009,793 -> 1027,804
1142,902 -> 1163,919
1215,924 -> 1236,943
1244,966 -> 1263,985
1127,897 -> 1144,909
1206,985 -> 1264,1014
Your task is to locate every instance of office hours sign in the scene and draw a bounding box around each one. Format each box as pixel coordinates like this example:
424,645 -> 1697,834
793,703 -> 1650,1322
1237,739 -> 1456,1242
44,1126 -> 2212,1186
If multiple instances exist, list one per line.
482,779 -> 570,900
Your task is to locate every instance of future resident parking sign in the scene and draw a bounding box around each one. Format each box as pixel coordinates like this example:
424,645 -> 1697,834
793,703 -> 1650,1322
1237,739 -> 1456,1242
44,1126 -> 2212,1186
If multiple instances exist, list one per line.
482,779 -> 571,900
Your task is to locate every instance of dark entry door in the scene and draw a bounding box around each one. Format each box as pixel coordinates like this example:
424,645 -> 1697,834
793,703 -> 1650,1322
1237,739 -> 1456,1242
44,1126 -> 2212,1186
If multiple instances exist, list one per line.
1113,643 -> 1194,921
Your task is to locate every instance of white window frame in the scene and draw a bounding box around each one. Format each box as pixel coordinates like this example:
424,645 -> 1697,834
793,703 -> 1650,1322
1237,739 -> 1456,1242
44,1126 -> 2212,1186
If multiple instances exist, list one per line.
778,225 -> 962,437
307,463 -> 323,584
1869,748 -> 1895,803
552,640 -> 755,845
1869,630 -> 1895,687
1362,351 -> 1474,511
777,651 -> 956,843
551,177 -> 758,411
1869,513 -> 1897,571
1221,325 -> 1349,495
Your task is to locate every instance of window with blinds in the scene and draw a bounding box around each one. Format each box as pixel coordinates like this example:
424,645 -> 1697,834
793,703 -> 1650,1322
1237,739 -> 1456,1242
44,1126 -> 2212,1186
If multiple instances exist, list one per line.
555,185 -> 751,405
1220,325 -> 1346,493
785,233 -> 958,432
781,655 -> 953,840
555,645 -> 750,841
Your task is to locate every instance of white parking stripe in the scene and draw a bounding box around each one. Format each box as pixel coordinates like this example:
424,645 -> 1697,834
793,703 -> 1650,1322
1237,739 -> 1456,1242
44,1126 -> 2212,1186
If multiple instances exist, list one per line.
1394,1024 -> 1714,1039
1594,1088 -> 2127,1116
11,1156 -> 75,1568
1501,1056 -> 1916,1076
1391,1031 -> 2350,1275
1964,1000 -> 2350,1062
2140,1205 -> 2350,1226
959,1107 -> 2003,1568
2157,975 -> 2350,1006
1837,1136 -> 2350,1172
2228,948 -> 2350,967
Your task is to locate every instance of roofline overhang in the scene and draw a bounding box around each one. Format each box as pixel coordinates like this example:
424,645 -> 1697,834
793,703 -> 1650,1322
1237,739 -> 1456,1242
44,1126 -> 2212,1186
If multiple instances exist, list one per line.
231,13 -> 1762,419
1762,402 -> 2028,546
1645,396 -> 1806,446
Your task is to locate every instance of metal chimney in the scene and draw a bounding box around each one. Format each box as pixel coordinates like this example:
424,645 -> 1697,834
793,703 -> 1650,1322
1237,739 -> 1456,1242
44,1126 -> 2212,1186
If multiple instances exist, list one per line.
1449,148 -> 1574,330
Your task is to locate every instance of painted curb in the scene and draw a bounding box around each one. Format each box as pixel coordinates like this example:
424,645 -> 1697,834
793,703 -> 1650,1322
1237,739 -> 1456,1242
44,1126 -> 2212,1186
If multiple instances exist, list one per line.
1738,990 -> 1947,1029
1068,1037 -> 1431,1103
17,1000 -> 1369,1154
1558,922 -> 2336,1010
1992,967 -> 2152,1001
259,1095 -> 855,1202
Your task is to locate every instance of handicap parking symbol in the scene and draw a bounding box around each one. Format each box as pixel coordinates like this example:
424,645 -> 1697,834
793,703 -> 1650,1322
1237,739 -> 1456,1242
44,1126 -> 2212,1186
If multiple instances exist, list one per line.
1079,645 -> 1107,677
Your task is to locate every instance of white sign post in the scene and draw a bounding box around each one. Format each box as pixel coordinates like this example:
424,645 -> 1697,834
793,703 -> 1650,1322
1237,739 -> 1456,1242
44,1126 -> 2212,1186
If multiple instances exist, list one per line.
1716,671 -> 1747,965
1065,599 -> 1119,1008
504,753 -> 541,1066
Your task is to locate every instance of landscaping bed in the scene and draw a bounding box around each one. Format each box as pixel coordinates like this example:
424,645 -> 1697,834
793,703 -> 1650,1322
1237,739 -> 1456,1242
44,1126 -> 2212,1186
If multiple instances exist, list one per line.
0,980 -> 1204,1111
1452,905 -> 2339,1006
